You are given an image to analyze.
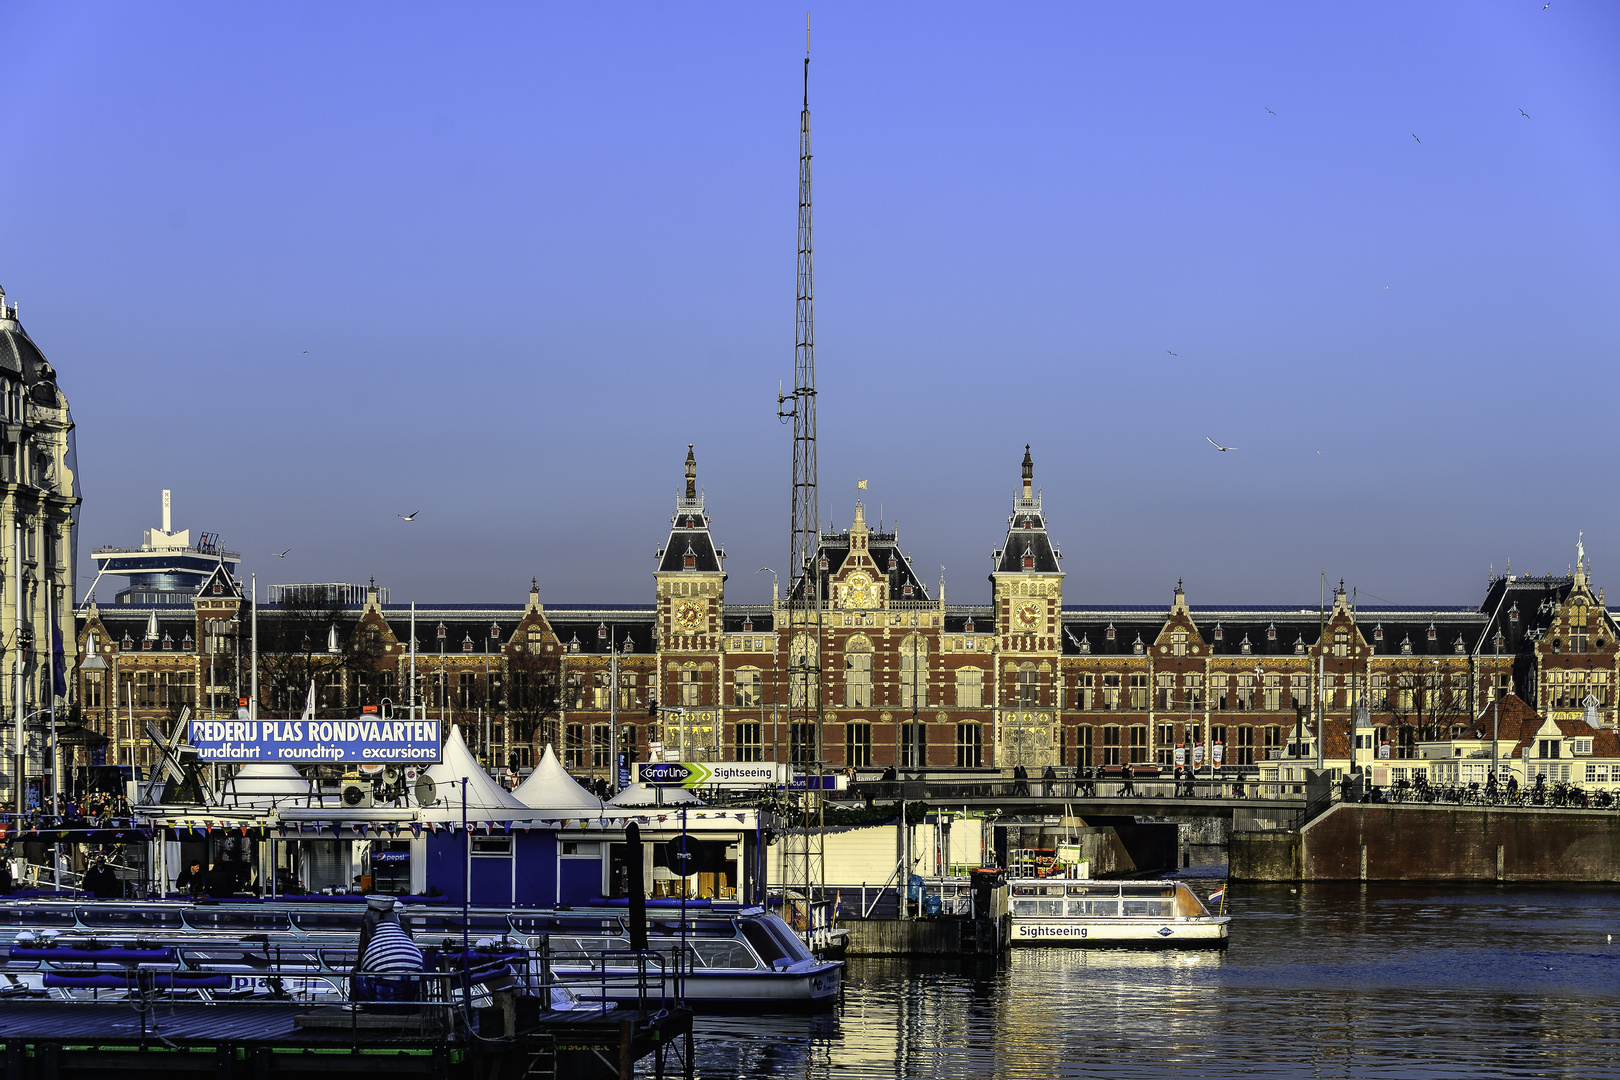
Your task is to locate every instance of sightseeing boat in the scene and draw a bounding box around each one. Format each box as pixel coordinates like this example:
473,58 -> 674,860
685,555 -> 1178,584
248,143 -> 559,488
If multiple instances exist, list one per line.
1006,879 -> 1229,947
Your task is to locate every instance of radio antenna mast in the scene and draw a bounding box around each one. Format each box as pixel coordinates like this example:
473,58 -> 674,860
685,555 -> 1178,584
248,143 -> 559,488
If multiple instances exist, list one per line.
776,19 -> 826,938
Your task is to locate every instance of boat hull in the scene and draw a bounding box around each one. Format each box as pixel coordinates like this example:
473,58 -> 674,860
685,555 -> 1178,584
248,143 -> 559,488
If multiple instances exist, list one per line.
1010,917 -> 1230,948
552,963 -> 842,1012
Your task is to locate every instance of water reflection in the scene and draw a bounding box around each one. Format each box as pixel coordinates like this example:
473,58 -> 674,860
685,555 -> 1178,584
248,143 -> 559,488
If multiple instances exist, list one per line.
653,884 -> 1620,1079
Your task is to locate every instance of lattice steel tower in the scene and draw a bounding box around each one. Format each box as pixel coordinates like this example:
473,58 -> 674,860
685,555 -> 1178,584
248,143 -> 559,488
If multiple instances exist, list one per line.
776,39 -> 826,923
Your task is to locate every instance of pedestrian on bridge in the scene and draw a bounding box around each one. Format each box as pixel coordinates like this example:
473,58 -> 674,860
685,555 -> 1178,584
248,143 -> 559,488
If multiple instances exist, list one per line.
1120,763 -> 1135,798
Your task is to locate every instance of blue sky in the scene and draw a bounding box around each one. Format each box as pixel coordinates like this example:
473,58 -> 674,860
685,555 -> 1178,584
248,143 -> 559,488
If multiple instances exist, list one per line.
2,2 -> 1616,608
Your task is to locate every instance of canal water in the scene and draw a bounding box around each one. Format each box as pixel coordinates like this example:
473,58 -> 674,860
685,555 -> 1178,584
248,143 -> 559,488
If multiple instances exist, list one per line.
652,881 -> 1620,1079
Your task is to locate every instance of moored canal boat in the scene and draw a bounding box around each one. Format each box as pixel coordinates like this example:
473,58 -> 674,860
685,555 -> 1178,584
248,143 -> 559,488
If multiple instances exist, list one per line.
1007,879 -> 1229,947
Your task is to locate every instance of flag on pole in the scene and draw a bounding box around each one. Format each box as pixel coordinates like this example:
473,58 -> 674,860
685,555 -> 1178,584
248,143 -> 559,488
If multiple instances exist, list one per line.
1208,885 -> 1227,913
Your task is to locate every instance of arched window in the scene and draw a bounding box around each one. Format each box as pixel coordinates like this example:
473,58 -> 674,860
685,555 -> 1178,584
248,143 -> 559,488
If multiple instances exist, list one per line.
789,634 -> 820,708
899,633 -> 928,709
845,635 -> 873,708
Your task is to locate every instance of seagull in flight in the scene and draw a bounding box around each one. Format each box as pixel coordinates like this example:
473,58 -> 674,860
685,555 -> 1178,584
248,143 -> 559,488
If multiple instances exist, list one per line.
1265,107 -> 1276,116
1206,437 -> 1236,452
1412,134 -> 1421,144
1519,109 -> 1530,119
1167,350 -> 1178,356
398,511 -> 419,522
274,549 -> 290,558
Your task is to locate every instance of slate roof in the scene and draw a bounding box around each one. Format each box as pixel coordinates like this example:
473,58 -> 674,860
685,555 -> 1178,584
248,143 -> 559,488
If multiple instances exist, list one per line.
1056,606 -> 1486,658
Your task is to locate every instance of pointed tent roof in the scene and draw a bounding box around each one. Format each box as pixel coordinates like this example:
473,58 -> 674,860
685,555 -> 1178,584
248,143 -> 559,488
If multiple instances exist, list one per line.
224,763 -> 311,807
607,781 -> 700,807
512,744 -> 606,812
418,726 -> 530,821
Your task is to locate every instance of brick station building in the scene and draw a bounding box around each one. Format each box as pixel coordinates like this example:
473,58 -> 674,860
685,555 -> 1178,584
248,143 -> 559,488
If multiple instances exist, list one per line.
69,446 -> 1620,786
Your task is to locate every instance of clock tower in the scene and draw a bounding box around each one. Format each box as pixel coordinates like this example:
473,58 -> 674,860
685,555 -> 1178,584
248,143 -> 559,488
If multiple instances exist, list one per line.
653,445 -> 726,758
990,446 -> 1065,767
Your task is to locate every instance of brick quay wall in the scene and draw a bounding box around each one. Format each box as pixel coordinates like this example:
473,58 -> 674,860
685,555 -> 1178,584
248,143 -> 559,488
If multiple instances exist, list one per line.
1231,803 -> 1620,883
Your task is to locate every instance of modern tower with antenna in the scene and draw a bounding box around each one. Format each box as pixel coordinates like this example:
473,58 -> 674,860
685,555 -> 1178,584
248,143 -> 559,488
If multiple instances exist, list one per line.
776,26 -> 827,927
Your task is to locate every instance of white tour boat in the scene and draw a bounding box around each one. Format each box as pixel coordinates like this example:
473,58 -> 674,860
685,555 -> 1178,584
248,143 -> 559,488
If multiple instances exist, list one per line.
1007,879 -> 1229,948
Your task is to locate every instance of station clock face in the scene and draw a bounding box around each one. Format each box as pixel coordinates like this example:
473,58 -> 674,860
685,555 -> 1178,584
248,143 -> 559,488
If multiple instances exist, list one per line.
675,600 -> 704,631
1015,602 -> 1040,629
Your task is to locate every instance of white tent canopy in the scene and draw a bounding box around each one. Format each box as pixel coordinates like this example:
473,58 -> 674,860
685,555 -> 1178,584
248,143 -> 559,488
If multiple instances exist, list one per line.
607,782 -> 700,807
223,763 -> 312,807
416,727 -> 531,821
512,744 -> 606,812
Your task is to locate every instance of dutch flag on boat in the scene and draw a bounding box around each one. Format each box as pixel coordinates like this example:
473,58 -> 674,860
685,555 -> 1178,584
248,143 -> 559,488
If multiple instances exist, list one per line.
1208,886 -> 1226,907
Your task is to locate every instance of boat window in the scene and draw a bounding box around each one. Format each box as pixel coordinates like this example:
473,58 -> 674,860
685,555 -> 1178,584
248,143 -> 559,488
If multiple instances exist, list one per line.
646,919 -> 736,938
509,915 -> 622,936
0,908 -> 75,927
686,938 -> 762,970
758,917 -> 813,963
1067,899 -> 1119,917
1065,885 -> 1119,898
738,920 -> 790,965
292,912 -> 365,930
78,907 -> 184,929
1121,899 -> 1175,918
183,909 -> 292,932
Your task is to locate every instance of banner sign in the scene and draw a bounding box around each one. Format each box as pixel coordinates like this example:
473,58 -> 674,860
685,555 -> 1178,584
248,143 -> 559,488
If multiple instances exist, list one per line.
191,718 -> 442,763
638,761 -> 787,788
787,774 -> 841,791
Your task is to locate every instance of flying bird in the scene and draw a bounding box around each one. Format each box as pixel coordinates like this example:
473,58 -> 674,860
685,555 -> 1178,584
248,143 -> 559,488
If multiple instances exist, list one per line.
1167,350 -> 1178,356
1265,107 -> 1276,116
1412,134 -> 1421,143
301,349 -> 308,353
274,549 -> 290,558
1519,109 -> 1530,119
398,511 -> 419,521
1542,2 -> 1550,8
1206,437 -> 1236,452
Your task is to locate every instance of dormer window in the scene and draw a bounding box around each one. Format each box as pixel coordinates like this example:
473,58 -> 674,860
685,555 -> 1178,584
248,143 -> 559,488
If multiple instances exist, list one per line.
1105,623 -> 1116,641
1213,623 -> 1224,642
489,623 -> 501,641
1427,623 -> 1437,641
569,636 -> 580,654
964,617 -> 975,633
212,582 -> 222,596
1267,623 -> 1277,642
161,633 -> 173,650
1133,634 -> 1144,655
463,633 -> 474,652
1401,635 -> 1413,655
743,616 -> 753,632
1294,635 -> 1306,655
684,543 -> 696,570
437,621 -> 447,640
1374,624 -> 1384,643
1454,635 -> 1466,654
181,633 -> 193,650
1509,603 -> 1519,623
1022,545 -> 1035,570
1240,635 -> 1252,655
122,632 -> 133,650
1079,635 -> 1091,654
902,583 -> 914,598
622,637 -> 634,653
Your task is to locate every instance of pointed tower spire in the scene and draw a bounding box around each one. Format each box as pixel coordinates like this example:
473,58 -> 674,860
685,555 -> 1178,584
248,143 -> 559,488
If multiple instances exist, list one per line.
1021,445 -> 1034,501
685,444 -> 697,500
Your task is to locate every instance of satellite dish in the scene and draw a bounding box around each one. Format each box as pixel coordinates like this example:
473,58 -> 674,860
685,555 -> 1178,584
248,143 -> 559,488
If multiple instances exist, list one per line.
414,776 -> 437,807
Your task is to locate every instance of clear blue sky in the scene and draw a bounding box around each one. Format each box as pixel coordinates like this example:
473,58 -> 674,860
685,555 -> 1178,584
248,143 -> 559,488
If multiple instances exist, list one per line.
2,3 -> 1616,608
